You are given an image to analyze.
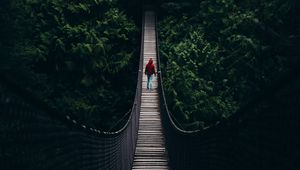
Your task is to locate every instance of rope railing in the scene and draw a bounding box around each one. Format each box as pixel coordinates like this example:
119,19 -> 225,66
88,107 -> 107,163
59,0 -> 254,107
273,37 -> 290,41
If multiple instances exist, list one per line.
155,13 -> 300,170
0,13 -> 145,170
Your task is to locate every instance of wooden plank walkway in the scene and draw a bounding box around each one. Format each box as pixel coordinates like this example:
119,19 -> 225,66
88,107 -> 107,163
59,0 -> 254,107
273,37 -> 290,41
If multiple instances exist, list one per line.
132,11 -> 169,170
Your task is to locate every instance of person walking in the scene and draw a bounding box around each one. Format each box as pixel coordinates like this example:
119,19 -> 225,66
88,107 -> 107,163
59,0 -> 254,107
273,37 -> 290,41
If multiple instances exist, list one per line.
145,58 -> 156,91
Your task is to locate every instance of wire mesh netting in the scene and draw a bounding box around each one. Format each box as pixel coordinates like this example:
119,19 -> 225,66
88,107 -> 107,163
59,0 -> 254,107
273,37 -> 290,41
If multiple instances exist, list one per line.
0,16 -> 144,169
155,12 -> 300,170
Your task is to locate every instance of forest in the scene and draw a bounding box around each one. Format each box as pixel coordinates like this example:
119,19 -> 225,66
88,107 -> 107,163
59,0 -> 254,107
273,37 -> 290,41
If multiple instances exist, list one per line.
0,0 -> 141,130
1,0 -> 299,131
158,0 -> 300,130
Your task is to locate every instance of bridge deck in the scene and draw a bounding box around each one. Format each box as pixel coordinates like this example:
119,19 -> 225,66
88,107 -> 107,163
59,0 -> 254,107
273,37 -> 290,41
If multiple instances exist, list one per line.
132,11 -> 169,170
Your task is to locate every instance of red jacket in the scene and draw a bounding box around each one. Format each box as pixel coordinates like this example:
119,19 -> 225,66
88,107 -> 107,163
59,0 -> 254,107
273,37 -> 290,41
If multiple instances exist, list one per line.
145,59 -> 156,75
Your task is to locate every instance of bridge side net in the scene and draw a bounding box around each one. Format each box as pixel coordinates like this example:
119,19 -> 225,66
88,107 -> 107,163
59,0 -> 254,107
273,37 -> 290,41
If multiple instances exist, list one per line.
0,15 -> 144,170
155,13 -> 300,170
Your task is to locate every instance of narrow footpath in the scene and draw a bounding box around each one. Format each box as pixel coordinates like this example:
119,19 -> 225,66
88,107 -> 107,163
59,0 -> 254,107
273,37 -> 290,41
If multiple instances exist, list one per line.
132,10 -> 169,170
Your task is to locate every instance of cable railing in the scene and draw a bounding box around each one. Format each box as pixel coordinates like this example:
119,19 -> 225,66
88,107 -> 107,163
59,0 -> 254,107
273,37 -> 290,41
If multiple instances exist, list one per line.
155,13 -> 300,170
0,13 -> 145,170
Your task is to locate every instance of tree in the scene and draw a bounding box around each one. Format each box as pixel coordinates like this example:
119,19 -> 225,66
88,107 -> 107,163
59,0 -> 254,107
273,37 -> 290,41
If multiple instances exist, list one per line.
158,0 -> 300,130
0,0 -> 139,130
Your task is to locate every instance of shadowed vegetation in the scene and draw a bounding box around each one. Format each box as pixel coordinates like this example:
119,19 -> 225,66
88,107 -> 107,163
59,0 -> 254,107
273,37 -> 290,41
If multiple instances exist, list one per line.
0,0 -> 140,130
158,0 -> 300,130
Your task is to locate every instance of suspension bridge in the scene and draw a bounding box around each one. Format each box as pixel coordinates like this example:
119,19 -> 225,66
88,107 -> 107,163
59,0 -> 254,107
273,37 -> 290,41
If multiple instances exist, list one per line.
0,8 -> 300,170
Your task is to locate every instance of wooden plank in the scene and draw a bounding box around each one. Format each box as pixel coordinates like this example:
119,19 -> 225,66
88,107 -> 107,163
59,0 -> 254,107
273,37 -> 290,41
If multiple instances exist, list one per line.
132,10 -> 169,170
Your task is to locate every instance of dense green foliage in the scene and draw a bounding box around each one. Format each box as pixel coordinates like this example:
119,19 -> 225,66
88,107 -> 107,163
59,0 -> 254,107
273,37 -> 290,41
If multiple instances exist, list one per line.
0,0 -> 139,130
158,0 -> 300,130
